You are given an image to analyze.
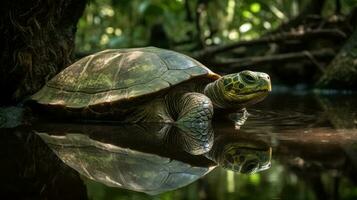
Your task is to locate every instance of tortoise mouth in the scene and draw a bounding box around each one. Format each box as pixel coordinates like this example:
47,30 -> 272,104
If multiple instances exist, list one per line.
225,89 -> 270,107
238,89 -> 270,96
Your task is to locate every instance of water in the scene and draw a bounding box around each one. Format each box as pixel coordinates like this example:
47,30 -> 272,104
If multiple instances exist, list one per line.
0,92 -> 357,200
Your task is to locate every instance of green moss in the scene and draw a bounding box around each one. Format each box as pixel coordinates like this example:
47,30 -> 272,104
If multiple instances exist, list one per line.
317,28 -> 357,89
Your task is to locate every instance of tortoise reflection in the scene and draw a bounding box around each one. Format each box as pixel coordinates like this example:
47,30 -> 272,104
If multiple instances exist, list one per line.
35,122 -> 272,195
206,130 -> 272,174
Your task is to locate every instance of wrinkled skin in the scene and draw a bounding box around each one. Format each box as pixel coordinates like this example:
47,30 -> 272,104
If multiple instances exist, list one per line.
219,143 -> 272,173
204,70 -> 272,109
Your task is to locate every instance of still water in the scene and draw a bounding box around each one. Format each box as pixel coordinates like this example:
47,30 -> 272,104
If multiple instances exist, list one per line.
1,91 -> 357,200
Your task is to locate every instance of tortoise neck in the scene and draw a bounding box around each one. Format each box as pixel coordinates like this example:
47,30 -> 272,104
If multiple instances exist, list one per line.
204,80 -> 228,109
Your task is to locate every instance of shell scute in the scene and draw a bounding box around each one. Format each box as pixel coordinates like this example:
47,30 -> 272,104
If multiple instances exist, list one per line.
31,47 -> 219,109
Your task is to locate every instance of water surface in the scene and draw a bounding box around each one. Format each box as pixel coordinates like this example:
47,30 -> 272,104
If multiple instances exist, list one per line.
1,92 -> 357,200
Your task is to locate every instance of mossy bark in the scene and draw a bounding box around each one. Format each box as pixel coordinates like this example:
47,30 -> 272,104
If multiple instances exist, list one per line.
317,27 -> 357,89
0,0 -> 87,105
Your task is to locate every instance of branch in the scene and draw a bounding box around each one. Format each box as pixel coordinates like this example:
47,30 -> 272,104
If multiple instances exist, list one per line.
193,29 -> 346,59
215,49 -> 335,72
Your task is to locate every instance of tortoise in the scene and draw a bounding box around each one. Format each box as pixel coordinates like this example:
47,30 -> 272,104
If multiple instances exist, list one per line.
35,123 -> 216,195
34,122 -> 270,195
30,47 -> 271,123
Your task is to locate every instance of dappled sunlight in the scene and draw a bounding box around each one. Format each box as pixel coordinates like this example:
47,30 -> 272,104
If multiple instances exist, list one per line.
126,51 -> 145,62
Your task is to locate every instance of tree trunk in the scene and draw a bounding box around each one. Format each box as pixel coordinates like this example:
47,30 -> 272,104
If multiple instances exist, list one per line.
317,27 -> 357,89
0,0 -> 87,105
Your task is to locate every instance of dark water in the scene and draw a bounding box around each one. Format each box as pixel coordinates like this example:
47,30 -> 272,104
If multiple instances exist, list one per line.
1,91 -> 357,200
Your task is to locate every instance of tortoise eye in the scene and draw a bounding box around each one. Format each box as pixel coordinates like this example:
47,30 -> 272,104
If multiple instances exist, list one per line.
242,73 -> 255,83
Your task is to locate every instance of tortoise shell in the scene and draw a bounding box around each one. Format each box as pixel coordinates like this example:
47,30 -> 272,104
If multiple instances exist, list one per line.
35,124 -> 214,195
31,47 -> 220,109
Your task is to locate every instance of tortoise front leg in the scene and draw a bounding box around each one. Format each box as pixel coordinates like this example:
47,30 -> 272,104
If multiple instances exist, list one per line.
170,92 -> 214,126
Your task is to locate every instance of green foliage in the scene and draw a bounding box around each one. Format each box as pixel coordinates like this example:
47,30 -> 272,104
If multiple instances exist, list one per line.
75,0 -> 309,52
75,0 -> 356,52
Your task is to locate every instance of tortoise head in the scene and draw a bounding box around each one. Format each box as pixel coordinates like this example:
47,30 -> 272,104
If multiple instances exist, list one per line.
205,70 -> 271,109
219,143 -> 272,174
